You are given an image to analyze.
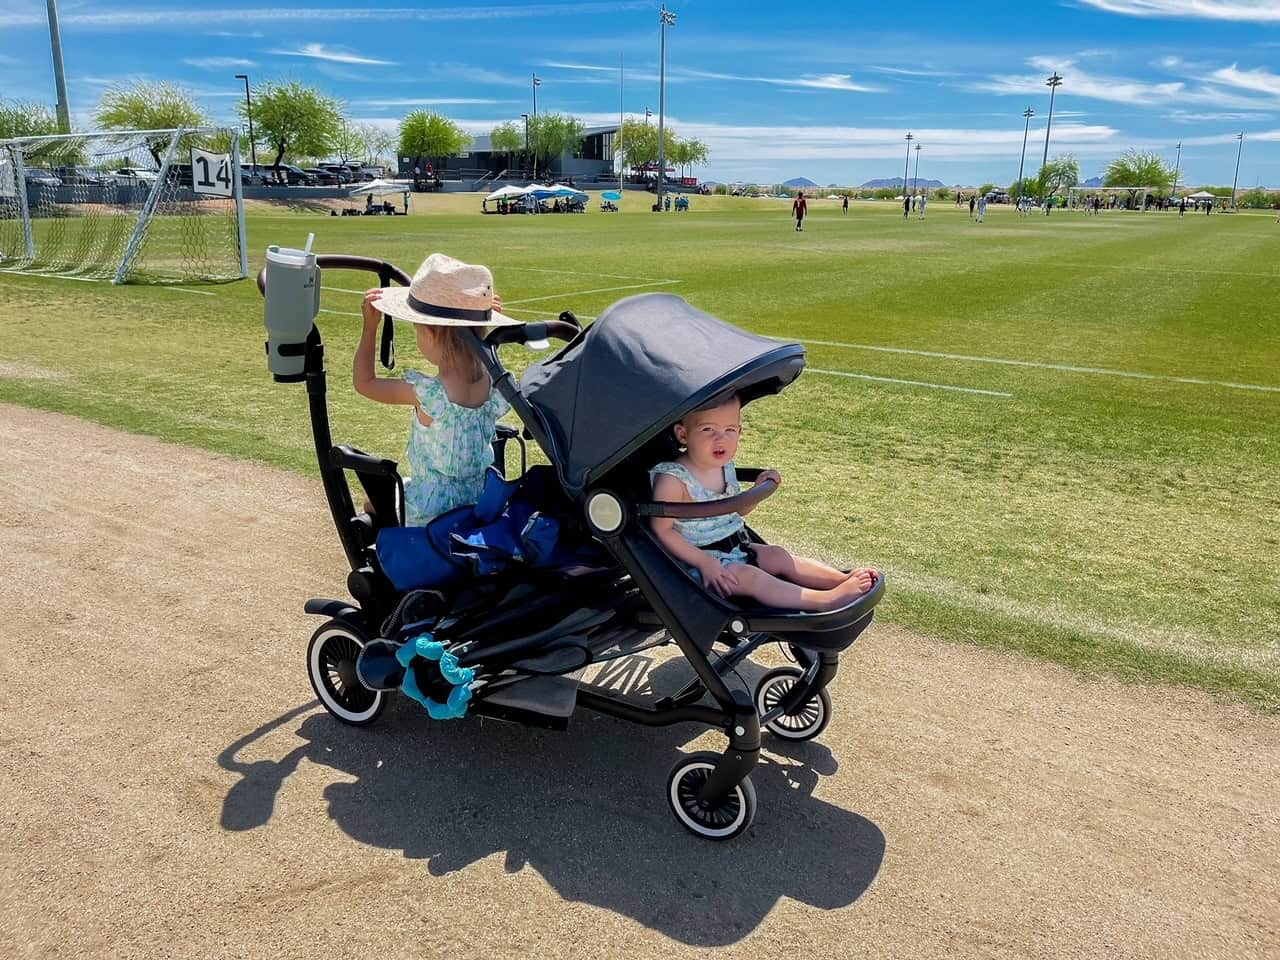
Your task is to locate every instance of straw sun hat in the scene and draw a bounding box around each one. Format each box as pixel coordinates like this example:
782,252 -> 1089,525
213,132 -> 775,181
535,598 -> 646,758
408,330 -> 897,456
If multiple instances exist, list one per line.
372,253 -> 519,327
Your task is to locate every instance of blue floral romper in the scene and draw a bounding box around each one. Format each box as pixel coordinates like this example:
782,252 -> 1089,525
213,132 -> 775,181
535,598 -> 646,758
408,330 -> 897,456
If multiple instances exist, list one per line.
649,460 -> 752,580
402,369 -> 510,527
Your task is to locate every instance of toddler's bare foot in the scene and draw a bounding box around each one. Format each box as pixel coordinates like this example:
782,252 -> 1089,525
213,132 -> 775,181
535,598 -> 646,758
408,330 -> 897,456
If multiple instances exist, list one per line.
841,568 -> 878,595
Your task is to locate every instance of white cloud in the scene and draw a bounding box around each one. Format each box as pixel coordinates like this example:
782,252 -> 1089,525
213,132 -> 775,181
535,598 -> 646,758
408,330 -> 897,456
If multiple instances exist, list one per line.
0,3 -> 651,29
1072,0 -> 1280,22
184,57 -> 255,69
265,44 -> 396,66
1209,64 -> 1280,96
974,55 -> 1274,110
1165,109 -> 1272,121
674,68 -> 881,93
352,98 -> 517,107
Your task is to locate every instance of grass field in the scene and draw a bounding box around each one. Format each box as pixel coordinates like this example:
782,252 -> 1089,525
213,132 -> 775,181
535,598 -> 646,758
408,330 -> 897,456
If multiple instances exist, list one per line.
2,193 -> 1277,709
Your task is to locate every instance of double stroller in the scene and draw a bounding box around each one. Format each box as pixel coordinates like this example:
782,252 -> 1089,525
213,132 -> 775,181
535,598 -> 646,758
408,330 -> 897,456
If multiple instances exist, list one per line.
259,253 -> 884,840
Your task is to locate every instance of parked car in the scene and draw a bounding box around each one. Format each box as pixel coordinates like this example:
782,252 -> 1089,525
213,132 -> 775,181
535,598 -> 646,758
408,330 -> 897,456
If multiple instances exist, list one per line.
53,165 -> 110,186
272,164 -> 317,186
111,167 -> 158,185
23,170 -> 62,188
240,164 -> 274,186
320,164 -> 357,183
303,167 -> 341,186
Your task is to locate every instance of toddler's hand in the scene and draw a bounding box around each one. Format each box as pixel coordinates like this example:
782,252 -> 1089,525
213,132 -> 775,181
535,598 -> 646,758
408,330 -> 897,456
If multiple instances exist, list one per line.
492,292 -> 503,313
699,557 -> 738,598
757,469 -> 782,487
362,288 -> 383,326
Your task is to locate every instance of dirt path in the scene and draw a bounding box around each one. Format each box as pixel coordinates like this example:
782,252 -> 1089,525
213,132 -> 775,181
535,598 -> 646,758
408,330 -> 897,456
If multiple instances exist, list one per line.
1,405 -> 1276,960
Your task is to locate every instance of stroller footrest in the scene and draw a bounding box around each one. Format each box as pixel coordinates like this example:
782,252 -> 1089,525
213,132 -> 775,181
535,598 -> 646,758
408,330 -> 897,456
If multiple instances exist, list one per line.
479,675 -> 579,726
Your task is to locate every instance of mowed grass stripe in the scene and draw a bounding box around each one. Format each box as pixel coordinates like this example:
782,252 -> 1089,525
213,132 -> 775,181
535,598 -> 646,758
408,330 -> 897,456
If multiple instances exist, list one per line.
1,196 -> 1276,710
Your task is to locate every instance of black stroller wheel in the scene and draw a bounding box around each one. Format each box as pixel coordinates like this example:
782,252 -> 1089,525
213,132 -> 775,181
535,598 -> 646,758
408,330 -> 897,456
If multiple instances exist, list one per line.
307,620 -> 386,726
755,667 -> 831,742
666,751 -> 757,841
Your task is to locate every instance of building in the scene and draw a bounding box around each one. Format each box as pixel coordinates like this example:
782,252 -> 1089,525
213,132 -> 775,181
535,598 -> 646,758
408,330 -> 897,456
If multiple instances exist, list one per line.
398,124 -> 620,182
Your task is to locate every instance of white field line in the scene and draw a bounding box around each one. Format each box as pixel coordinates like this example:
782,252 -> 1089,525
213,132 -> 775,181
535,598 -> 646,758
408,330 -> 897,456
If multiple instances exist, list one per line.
502,265 -> 681,283
789,337 -> 1280,394
0,269 -> 100,282
807,367 -> 1013,398
502,279 -> 679,306
319,307 -> 358,317
162,287 -> 215,296
503,307 -> 599,321
322,285 -> 375,296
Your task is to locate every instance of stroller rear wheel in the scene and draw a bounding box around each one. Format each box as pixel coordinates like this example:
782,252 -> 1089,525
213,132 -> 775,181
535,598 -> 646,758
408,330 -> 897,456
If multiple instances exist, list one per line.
666,752 -> 757,840
754,667 -> 831,741
307,619 -> 386,726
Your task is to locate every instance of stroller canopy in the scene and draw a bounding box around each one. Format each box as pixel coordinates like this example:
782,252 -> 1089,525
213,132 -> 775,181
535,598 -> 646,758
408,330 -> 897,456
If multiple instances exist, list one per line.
520,293 -> 805,493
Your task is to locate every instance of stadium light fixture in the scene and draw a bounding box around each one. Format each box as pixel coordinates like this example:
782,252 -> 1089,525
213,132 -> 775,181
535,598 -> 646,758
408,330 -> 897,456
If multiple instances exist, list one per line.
1171,141 -> 1181,198
913,142 -> 921,195
657,5 -> 677,210
1230,132 -> 1244,209
1016,106 -> 1034,203
1041,72 -> 1063,170
234,74 -> 257,169
902,132 -> 913,196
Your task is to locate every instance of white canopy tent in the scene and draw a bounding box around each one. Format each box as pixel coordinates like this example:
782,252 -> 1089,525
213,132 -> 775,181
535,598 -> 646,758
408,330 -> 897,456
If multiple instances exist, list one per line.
485,184 -> 527,202
348,178 -> 414,197
1187,190 -> 1216,199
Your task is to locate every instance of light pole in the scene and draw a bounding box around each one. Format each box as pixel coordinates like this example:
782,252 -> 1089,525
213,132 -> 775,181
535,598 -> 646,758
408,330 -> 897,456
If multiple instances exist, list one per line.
645,107 -> 652,125
1230,131 -> 1244,209
913,142 -> 921,195
45,0 -> 71,133
902,132 -> 913,196
1016,106 -> 1034,203
521,113 -> 529,180
234,74 -> 257,169
657,5 -> 676,211
532,74 -> 540,117
1041,71 -> 1063,170
1171,141 -> 1182,199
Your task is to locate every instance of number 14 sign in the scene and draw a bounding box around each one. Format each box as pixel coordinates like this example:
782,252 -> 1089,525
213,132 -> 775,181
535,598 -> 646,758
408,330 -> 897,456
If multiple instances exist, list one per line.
191,148 -> 235,197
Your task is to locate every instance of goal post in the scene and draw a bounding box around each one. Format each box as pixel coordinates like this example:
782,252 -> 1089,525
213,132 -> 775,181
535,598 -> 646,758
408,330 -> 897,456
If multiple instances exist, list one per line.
1067,185 -> 1159,210
0,126 -> 247,284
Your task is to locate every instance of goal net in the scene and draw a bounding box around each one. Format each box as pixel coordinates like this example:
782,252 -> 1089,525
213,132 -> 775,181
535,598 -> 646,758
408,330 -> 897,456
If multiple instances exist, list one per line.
0,126 -> 247,284
1066,186 -> 1158,211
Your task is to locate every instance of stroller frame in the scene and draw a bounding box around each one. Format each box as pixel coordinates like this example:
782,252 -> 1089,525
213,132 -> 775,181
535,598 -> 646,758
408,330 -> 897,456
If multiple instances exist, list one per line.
260,254 -> 883,840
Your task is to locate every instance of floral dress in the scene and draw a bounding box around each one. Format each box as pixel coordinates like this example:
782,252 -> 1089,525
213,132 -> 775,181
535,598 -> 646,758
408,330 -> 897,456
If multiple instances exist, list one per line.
402,370 -> 510,527
649,460 -> 751,578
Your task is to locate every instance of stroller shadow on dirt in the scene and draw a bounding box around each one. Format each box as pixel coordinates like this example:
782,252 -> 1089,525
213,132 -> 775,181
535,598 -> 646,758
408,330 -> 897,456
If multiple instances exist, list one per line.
217,655 -> 886,947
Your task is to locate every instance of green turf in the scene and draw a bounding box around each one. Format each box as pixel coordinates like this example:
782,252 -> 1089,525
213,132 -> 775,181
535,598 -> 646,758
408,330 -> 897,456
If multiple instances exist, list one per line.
2,194 -> 1278,709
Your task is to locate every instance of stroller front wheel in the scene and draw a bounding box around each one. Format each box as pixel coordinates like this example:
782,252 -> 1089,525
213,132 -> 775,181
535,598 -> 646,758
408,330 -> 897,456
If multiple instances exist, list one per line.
755,667 -> 831,741
307,619 -> 387,726
666,752 -> 757,840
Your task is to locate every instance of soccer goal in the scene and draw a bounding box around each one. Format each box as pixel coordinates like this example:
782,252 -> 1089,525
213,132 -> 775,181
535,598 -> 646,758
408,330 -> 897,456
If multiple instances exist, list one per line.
0,126 -> 247,284
1066,186 -> 1159,211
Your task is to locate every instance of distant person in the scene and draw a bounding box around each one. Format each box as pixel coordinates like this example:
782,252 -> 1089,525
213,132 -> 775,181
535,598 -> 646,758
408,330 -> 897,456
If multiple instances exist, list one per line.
969,194 -> 976,219
976,194 -> 987,223
793,190 -> 807,231
904,194 -> 911,219
664,194 -> 672,212
918,193 -> 927,219
1044,196 -> 1052,216
842,194 -> 849,215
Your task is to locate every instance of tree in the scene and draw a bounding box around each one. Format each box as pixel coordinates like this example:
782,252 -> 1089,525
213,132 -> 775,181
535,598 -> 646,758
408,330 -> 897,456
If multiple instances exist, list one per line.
242,81 -> 341,181
978,182 -> 995,197
0,99 -> 61,140
332,120 -> 364,166
356,123 -> 395,168
95,80 -> 206,166
527,113 -> 584,178
1104,150 -> 1172,203
398,110 -> 470,179
489,121 -> 523,172
616,117 -> 675,180
672,136 -> 708,178
1040,154 -> 1080,197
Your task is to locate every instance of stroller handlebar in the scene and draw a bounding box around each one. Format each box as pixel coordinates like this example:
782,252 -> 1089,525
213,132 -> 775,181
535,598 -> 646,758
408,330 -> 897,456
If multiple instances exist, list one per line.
254,253 -> 413,297
486,316 -> 581,348
637,478 -> 778,520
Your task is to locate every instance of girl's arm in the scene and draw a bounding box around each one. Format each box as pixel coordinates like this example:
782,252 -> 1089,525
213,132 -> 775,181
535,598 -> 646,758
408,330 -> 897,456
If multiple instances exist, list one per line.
353,289 -> 417,406
650,473 -> 738,596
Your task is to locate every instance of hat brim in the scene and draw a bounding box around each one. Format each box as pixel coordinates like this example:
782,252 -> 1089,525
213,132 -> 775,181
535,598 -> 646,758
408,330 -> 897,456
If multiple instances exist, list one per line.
371,287 -> 521,327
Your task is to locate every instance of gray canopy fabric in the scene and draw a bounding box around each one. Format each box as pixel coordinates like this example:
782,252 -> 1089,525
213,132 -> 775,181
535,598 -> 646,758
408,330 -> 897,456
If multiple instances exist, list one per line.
520,292 -> 805,493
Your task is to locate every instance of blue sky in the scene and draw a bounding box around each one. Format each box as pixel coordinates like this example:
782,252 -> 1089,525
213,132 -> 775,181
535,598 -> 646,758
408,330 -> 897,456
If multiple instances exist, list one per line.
3,0 -> 1279,186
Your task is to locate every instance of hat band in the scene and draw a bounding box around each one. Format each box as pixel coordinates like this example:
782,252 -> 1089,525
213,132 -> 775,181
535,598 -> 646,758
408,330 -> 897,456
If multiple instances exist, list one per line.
407,293 -> 492,323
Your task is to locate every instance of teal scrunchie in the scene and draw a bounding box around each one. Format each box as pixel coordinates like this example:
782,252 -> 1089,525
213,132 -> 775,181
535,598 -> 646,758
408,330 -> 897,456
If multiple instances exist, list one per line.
396,634 -> 475,720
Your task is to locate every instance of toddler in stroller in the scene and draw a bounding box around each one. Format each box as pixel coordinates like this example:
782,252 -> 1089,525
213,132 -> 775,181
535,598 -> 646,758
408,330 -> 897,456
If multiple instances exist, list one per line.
260,253 -> 885,841
651,393 -> 878,609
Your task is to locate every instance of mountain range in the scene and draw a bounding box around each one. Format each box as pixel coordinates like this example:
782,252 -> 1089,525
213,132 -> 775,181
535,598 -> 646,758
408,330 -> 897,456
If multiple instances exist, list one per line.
860,177 -> 946,189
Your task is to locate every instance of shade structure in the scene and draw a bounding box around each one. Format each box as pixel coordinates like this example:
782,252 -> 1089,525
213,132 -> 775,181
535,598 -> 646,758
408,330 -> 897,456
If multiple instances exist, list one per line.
601,191 -> 623,201
348,178 -> 413,198
485,184 -> 528,201
520,293 -> 805,494
1187,190 -> 1216,199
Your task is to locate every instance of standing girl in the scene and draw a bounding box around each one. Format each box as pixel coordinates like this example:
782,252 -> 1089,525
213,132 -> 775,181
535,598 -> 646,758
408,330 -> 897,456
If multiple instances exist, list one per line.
353,253 -> 520,526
